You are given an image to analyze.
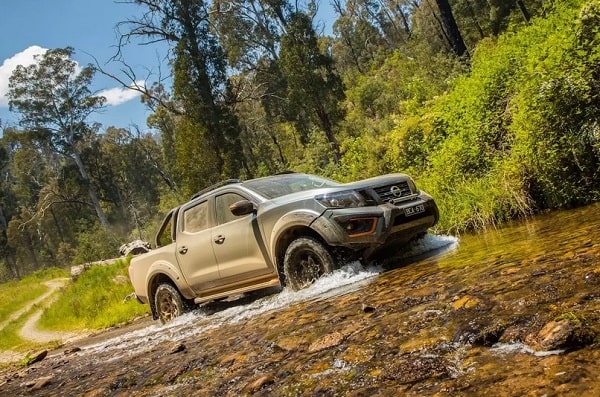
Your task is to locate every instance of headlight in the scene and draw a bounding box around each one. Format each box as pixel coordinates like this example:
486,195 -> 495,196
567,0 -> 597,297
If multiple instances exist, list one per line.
407,178 -> 418,194
315,190 -> 367,208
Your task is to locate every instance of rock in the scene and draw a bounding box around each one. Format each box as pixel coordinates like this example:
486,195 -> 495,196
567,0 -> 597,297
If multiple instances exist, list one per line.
64,347 -> 81,355
308,332 -> 344,353
70,259 -> 117,279
243,374 -> 274,394
527,319 -> 574,351
452,296 -> 481,310
119,240 -> 151,256
361,304 -> 376,313
275,335 -> 305,352
25,376 -> 53,390
169,343 -> 186,354
219,352 -> 246,367
26,350 -> 48,366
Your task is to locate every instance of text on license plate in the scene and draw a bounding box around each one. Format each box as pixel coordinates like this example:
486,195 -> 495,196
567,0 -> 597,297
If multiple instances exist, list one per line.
404,204 -> 425,216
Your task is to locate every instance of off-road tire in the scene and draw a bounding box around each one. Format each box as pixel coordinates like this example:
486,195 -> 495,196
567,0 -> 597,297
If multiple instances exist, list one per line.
155,283 -> 187,324
283,237 -> 336,291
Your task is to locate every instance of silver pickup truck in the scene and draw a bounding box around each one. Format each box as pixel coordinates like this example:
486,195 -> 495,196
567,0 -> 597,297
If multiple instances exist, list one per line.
128,172 -> 438,322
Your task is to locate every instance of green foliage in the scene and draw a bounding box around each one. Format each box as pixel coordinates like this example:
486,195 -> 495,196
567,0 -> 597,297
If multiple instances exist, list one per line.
71,224 -> 121,266
39,258 -> 148,330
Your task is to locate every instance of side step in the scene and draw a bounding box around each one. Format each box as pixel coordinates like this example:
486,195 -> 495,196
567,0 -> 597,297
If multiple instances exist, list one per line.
193,278 -> 281,304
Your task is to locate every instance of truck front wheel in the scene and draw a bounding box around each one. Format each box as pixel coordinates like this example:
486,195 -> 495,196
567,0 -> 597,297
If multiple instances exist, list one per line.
283,237 -> 336,291
155,283 -> 187,324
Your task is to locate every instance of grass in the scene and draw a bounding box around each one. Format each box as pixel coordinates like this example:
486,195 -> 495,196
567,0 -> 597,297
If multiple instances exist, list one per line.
0,267 -> 69,324
0,260 -> 149,353
38,258 -> 149,331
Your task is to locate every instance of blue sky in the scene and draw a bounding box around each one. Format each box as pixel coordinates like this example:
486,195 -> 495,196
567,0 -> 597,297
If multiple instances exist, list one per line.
0,0 -> 336,132
0,1 -> 169,131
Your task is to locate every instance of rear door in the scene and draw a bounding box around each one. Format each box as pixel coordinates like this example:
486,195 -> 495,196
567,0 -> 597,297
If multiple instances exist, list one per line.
211,191 -> 274,281
175,198 -> 221,292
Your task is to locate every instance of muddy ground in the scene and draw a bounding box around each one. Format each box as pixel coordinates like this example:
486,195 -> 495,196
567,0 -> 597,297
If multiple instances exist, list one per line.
1,207 -> 600,396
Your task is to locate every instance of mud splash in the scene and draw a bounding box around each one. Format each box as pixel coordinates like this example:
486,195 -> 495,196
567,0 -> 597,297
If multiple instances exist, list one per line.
1,205 -> 599,396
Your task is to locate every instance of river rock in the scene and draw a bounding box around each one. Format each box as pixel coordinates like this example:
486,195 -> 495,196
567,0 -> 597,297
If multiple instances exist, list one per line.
452,296 -> 481,310
243,374 -> 274,393
527,319 -> 574,351
308,332 -> 344,353
169,342 -> 186,354
26,350 -> 48,366
24,375 -> 53,390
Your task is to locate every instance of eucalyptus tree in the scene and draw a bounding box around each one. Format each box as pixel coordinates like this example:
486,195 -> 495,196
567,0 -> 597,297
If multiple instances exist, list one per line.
118,0 -> 243,189
331,0 -> 390,73
280,12 -> 345,162
7,47 -> 110,229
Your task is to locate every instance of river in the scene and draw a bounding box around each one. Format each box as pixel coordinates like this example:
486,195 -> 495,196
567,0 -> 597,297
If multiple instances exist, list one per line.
1,204 -> 599,396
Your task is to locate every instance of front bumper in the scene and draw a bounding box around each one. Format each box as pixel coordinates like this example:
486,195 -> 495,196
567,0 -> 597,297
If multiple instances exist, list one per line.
311,192 -> 439,256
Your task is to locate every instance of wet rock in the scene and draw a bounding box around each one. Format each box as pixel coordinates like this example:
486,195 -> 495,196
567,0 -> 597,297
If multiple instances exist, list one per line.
119,240 -> 151,256
243,374 -> 274,394
24,375 -> 53,390
308,332 -> 344,353
452,296 -> 481,310
169,342 -> 186,354
454,321 -> 505,346
275,335 -> 305,352
219,352 -> 245,367
383,353 -> 450,384
64,347 -> 81,355
584,271 -> 600,284
361,304 -> 375,313
312,387 -> 335,396
26,350 -> 48,366
527,319 -> 574,351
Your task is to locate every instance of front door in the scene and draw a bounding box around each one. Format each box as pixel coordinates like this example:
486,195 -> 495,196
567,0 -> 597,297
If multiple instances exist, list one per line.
211,192 -> 273,280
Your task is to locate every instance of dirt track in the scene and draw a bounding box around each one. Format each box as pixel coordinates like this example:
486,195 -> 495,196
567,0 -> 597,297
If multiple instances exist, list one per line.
0,278 -> 83,364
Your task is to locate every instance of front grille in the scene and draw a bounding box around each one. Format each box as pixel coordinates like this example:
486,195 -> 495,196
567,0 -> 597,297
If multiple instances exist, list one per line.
374,182 -> 412,203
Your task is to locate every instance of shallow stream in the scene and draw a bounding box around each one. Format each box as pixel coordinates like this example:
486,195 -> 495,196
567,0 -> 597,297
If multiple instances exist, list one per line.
2,204 -> 600,396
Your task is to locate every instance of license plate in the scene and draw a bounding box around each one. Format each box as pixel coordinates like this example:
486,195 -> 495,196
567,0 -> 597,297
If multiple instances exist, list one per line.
404,204 -> 425,217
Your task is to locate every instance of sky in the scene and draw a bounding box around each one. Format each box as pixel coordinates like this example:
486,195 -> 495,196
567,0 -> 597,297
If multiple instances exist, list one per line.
0,0 -> 170,132
0,0 -> 336,133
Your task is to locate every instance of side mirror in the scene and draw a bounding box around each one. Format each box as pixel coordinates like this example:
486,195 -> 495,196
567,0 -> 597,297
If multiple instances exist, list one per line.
229,200 -> 256,216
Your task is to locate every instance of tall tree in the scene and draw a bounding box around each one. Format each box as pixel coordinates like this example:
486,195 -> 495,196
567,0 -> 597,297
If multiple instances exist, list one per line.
8,47 -> 110,229
280,12 -> 346,162
434,0 -> 469,57
119,0 -> 244,188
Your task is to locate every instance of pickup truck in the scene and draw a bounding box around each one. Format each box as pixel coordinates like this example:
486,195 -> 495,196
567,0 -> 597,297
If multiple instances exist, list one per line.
128,172 -> 439,323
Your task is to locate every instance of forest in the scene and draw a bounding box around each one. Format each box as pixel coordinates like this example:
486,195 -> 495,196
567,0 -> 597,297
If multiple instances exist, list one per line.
1,0 -> 599,281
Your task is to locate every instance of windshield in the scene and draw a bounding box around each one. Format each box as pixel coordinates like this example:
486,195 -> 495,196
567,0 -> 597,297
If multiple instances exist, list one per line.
243,174 -> 340,199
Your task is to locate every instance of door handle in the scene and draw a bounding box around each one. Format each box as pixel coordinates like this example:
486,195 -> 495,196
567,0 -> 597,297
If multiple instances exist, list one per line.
214,235 -> 225,244
179,246 -> 188,254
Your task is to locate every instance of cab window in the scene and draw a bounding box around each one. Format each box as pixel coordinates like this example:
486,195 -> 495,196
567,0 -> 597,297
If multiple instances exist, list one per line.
216,193 -> 248,225
183,201 -> 209,233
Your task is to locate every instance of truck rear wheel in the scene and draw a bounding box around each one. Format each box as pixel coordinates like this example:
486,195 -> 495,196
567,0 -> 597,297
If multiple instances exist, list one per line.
155,283 -> 187,324
283,237 -> 335,291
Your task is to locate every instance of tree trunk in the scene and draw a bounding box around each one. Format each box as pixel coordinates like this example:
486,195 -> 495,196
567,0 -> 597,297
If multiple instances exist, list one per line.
71,150 -> 110,229
516,0 -> 531,22
315,104 -> 341,164
465,0 -> 486,38
434,0 -> 469,58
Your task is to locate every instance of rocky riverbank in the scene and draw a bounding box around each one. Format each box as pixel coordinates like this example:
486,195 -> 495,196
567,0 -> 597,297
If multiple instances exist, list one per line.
1,205 -> 600,396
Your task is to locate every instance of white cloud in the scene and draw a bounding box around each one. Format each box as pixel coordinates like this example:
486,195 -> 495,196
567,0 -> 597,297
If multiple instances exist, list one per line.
0,45 -> 48,106
99,80 -> 145,106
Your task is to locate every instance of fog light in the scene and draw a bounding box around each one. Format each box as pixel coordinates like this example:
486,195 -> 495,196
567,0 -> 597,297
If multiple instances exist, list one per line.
340,217 -> 378,237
